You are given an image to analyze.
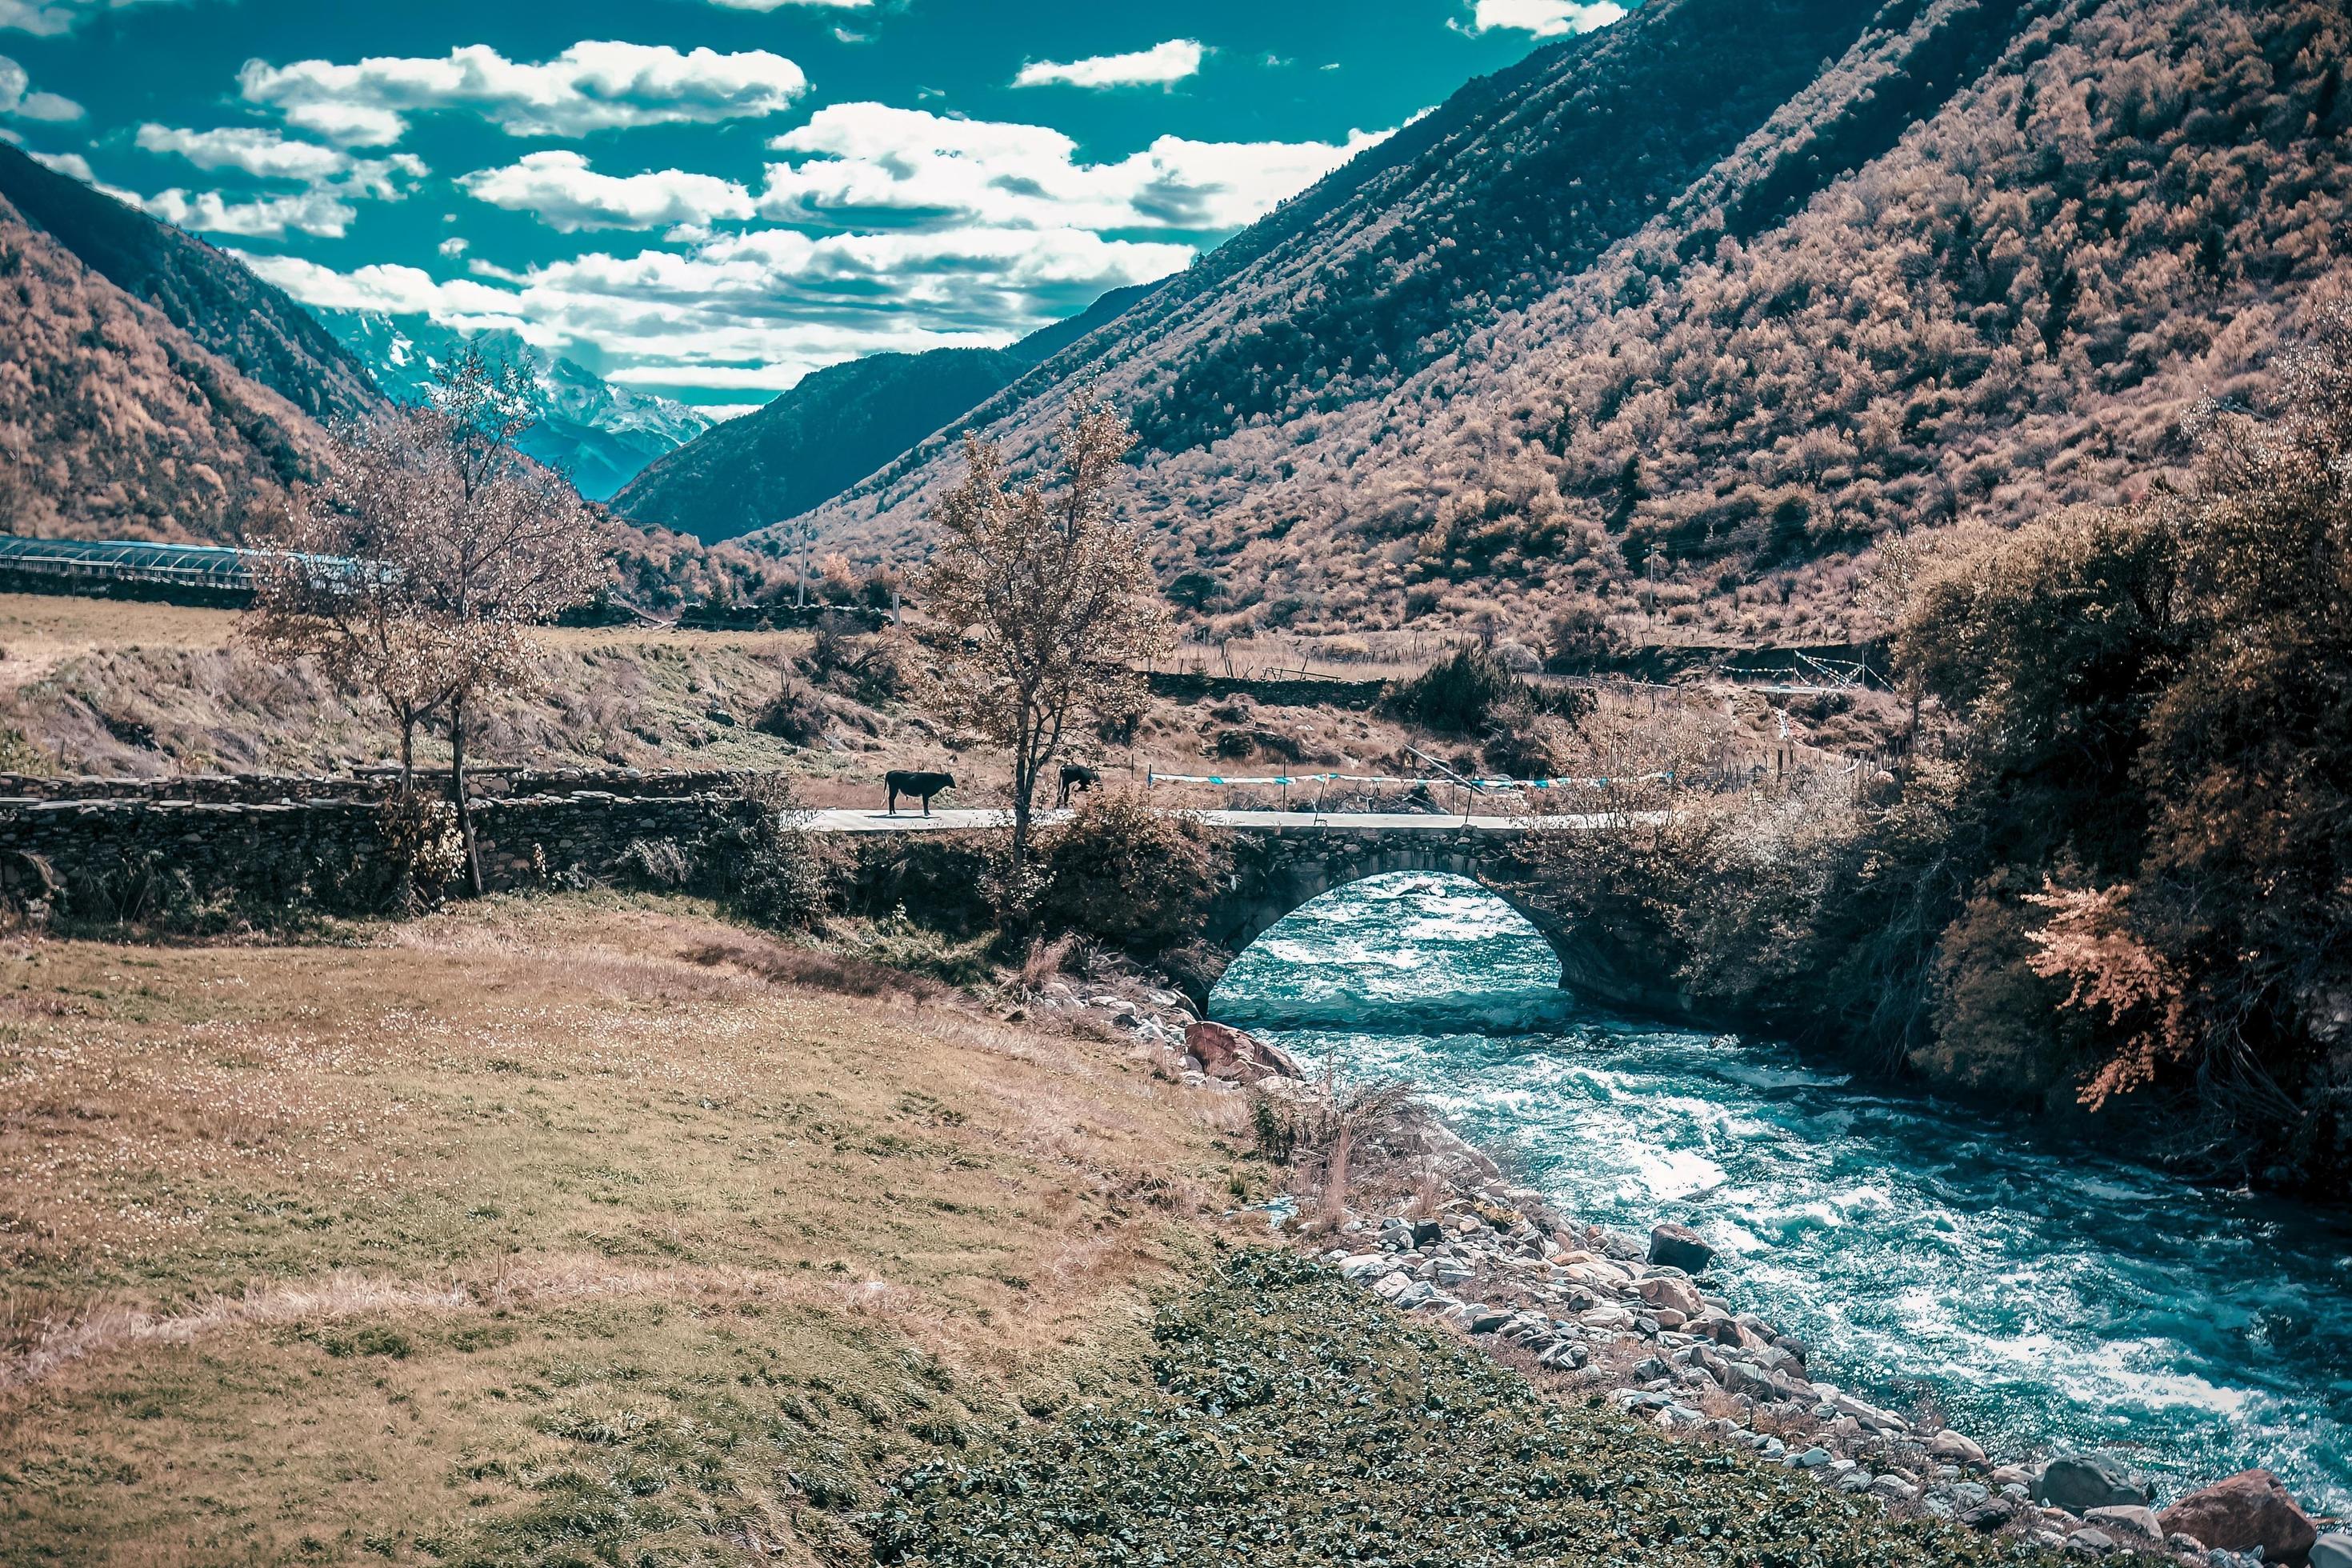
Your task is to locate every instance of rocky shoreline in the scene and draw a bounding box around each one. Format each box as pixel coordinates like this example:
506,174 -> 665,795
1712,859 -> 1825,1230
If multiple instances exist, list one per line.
1020,974 -> 2348,1568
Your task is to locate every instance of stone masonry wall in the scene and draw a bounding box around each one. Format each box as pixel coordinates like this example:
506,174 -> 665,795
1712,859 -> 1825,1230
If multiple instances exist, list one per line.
0,788 -> 741,914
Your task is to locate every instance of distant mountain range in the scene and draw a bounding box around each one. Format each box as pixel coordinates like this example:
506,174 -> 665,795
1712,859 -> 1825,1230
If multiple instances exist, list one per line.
610,282 -> 1159,542
317,313 -> 713,502
774,0 -> 2352,646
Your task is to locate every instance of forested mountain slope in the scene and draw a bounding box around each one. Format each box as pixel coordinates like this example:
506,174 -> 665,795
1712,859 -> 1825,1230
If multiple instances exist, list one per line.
0,143 -> 382,430
790,0 -> 2352,647
0,186 -> 339,542
614,282 -> 1158,542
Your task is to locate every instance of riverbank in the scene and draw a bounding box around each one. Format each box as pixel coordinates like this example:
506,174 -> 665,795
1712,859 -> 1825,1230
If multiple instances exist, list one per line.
1255,1081 -> 2340,1566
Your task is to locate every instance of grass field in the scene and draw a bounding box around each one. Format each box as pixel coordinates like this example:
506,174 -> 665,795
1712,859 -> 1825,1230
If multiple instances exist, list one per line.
0,895 -> 1254,1564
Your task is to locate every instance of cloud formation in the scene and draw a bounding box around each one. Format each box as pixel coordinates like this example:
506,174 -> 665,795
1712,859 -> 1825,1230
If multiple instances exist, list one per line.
1013,38 -> 1204,90
242,222 -> 1190,394
238,40 -> 810,145
134,123 -> 352,181
706,0 -> 870,8
122,123 -> 425,235
0,0 -> 173,37
460,150 -> 757,233
142,186 -> 363,238
0,51 -> 82,118
1466,0 -> 1626,38
762,103 -> 1385,232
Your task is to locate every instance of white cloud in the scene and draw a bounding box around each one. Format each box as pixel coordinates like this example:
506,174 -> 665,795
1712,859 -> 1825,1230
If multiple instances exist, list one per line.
438,235 -> 469,258
705,0 -> 869,8
0,52 -> 82,119
240,222 -> 1190,395
1014,38 -> 1203,90
38,123 -> 423,238
238,40 -> 810,146
134,123 -> 351,182
0,0 -> 174,37
459,150 -> 756,233
762,102 -> 1387,232
142,186 -> 359,238
1466,0 -> 1626,38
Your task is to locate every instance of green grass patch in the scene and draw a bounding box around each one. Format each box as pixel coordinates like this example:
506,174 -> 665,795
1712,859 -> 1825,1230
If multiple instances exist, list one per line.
866,1250 -> 2085,1568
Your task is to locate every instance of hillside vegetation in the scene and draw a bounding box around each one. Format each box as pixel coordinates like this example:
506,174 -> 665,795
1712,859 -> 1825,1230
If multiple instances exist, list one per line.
614,284 -> 1158,542
794,0 -> 2352,648
1517,303 -> 2352,1195
0,142 -> 382,430
0,176 -> 339,542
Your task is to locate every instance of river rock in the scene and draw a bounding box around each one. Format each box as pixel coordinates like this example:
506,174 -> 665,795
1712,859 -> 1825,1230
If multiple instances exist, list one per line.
1182,1020 -> 1302,1082
2082,1506 -> 2163,1549
1928,1430 -> 1987,1465
1637,1275 -> 1705,1317
2066,1527 -> 2118,1555
2034,1454 -> 2153,1511
2157,1470 -> 2318,1562
1648,1222 -> 1714,1273
2311,1532 -> 2352,1568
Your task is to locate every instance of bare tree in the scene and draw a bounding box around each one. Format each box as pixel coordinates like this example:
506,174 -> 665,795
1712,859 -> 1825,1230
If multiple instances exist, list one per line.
246,343 -> 609,891
919,401 -> 1171,865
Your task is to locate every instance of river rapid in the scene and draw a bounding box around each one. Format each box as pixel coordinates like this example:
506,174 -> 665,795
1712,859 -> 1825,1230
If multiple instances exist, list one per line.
1209,872 -> 2352,1516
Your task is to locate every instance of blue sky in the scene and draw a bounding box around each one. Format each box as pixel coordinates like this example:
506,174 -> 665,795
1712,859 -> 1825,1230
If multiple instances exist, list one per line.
0,0 -> 1626,415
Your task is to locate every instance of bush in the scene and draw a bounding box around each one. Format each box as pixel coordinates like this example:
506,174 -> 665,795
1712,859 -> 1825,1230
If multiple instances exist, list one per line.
1031,790 -> 1230,954
802,617 -> 909,705
1386,646 -> 1530,735
755,681 -> 830,746
714,777 -> 837,931
1543,602 -> 1626,670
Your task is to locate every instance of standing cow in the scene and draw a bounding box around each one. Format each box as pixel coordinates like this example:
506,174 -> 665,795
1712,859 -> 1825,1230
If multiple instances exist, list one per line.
885,770 -> 954,816
1058,763 -> 1102,808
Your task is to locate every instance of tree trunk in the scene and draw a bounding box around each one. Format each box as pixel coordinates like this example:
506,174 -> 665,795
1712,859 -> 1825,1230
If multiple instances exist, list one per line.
450,696 -> 484,896
398,714 -> 415,794
1010,755 -> 1034,868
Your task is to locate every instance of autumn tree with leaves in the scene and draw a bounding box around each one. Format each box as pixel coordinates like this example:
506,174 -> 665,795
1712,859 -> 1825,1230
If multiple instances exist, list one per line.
246,345 -> 610,893
918,402 -> 1170,866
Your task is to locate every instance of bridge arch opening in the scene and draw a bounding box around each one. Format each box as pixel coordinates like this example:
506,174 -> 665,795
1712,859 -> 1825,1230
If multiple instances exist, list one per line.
1208,871 -> 1573,1034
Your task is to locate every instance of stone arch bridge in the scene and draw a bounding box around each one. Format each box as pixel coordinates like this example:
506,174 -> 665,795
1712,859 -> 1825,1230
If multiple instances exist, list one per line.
1190,820 -> 1682,1016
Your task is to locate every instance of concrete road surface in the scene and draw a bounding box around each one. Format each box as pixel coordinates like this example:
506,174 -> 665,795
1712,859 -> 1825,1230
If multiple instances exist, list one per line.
806,807 -> 1630,833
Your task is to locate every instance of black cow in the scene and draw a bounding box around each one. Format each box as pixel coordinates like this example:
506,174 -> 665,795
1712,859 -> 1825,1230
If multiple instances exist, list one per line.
885,769 -> 954,816
1058,763 -> 1102,808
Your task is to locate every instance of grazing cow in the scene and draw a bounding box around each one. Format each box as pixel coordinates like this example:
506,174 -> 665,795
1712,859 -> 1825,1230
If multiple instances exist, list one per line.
885,770 -> 954,816
1058,763 -> 1102,808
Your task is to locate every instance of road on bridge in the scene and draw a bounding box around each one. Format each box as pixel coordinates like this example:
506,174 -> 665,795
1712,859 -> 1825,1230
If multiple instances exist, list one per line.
806,808 -> 1629,833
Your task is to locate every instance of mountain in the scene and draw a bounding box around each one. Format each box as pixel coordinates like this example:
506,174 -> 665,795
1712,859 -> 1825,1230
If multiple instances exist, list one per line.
786,0 -> 2352,649
0,146 -> 350,542
610,282 -> 1159,542
319,312 -> 713,502
0,142 -> 382,431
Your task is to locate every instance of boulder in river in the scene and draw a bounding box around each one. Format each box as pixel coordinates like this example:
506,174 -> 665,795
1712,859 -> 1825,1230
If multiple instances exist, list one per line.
2033,1454 -> 2152,1512
1647,1222 -> 1714,1273
1183,1020 -> 1302,1083
2156,1470 -> 2318,1562
2310,1531 -> 2352,1568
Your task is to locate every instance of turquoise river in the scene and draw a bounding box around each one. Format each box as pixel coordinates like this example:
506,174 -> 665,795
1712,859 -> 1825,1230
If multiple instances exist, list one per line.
1209,872 -> 2352,1517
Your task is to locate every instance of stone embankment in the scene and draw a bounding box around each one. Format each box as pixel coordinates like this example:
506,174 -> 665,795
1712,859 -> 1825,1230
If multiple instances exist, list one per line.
1153,1015 -> 2350,1568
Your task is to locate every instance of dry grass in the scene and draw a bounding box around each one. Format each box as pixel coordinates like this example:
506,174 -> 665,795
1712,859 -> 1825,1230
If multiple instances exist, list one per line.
0,893 -> 1255,1565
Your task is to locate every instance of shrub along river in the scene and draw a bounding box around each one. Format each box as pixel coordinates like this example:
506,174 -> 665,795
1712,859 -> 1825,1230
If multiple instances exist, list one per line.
1209,872 -> 2352,1517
